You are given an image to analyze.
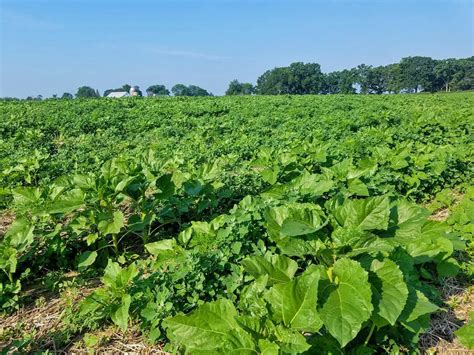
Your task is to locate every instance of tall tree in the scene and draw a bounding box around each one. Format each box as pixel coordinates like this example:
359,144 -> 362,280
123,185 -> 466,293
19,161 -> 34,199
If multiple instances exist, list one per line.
172,84 -> 210,96
187,85 -> 211,96
225,80 -> 255,95
322,70 -> 356,94
256,62 -> 324,95
76,86 -> 100,98
171,84 -> 189,96
385,64 -> 402,94
122,84 -> 131,93
61,92 -> 74,99
450,57 -> 474,91
355,64 -> 373,94
256,67 -> 289,94
146,85 -> 170,96
399,56 -> 436,92
365,66 -> 388,94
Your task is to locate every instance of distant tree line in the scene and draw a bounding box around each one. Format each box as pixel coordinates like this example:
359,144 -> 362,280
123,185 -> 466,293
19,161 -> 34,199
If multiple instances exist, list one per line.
7,55 -> 472,100
250,56 -> 473,95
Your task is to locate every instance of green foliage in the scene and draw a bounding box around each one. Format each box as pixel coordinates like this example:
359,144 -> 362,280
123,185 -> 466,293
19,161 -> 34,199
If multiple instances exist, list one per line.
171,84 -> 211,96
226,80 -> 255,95
455,312 -> 474,350
75,86 -> 100,98
146,84 -> 170,96
0,94 -> 472,353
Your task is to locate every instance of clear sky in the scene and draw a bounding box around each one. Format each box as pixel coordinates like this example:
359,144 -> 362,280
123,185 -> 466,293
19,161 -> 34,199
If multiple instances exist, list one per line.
1,0 -> 473,98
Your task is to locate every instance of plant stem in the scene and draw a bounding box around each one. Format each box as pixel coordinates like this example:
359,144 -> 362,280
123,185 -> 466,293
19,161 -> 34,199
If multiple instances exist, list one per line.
112,234 -> 119,255
364,323 -> 376,345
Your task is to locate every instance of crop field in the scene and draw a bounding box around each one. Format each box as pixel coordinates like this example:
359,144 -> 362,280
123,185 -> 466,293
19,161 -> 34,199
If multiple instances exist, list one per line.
0,93 -> 473,352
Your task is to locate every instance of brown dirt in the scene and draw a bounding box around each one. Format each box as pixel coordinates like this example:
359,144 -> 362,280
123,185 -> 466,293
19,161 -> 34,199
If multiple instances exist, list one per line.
0,211 -> 15,236
420,280 -> 473,354
0,283 -> 165,354
420,196 -> 474,354
428,208 -> 450,222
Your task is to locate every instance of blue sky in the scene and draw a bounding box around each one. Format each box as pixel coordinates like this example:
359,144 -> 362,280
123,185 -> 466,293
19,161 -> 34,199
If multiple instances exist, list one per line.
1,0 -> 473,98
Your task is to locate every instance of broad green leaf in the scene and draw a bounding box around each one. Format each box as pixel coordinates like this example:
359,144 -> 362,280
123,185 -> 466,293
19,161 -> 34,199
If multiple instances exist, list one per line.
242,255 -> 298,285
183,179 -> 203,196
98,211 -> 125,235
320,258 -> 373,347
387,200 -> 430,239
404,222 -> 453,263
334,195 -> 390,231
455,315 -> 474,350
276,237 -> 326,258
238,276 -> 269,318
236,314 -> 275,339
163,299 -> 255,353
265,203 -> 325,239
266,268 -> 322,332
274,325 -> 311,353
114,176 -> 135,193
12,187 -> 41,205
258,339 -> 279,355
155,174 -> 175,199
332,227 -> 394,257
178,227 -> 193,245
261,167 -> 279,185
145,239 -> 177,256
77,250 -> 98,271
348,178 -> 369,197
437,257 -> 460,278
79,288 -> 109,316
111,294 -> 131,331
101,261 -> 138,289
83,333 -> 100,348
289,172 -> 334,197
369,259 -> 408,325
47,189 -> 85,214
400,288 -> 439,324
5,218 -> 35,249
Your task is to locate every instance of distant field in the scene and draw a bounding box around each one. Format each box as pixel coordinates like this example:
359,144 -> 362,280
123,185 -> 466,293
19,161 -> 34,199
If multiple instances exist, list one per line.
1,93 -> 473,203
0,93 -> 473,353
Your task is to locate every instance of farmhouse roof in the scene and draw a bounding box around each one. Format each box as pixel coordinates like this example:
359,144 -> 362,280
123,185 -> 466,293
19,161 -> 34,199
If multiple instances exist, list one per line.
106,91 -> 130,98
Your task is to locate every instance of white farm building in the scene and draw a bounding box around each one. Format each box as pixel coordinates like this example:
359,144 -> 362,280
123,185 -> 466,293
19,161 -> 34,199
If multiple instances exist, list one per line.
106,91 -> 130,98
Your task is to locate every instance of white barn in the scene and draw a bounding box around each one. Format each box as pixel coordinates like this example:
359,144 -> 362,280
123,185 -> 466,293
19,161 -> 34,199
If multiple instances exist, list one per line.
106,91 -> 130,98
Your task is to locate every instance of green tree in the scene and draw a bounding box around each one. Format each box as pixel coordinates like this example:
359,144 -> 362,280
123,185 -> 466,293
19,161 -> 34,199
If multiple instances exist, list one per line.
399,56 -> 436,92
226,80 -> 255,95
322,70 -> 356,94
61,92 -> 73,99
451,57 -> 474,91
256,67 -> 289,94
385,64 -> 402,94
172,84 -> 210,96
256,62 -> 324,95
187,85 -> 211,96
355,64 -> 373,94
171,84 -> 189,96
76,86 -> 100,98
434,59 -> 460,92
146,85 -> 170,96
360,66 -> 388,94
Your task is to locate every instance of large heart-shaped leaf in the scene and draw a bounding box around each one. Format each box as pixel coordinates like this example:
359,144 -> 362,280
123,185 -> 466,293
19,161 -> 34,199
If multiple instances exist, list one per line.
163,299 -> 255,353
98,211 -> 125,235
145,239 -> 177,256
242,255 -> 297,285
369,259 -> 408,325
266,268 -> 322,332
334,195 -> 390,231
320,258 -> 373,347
